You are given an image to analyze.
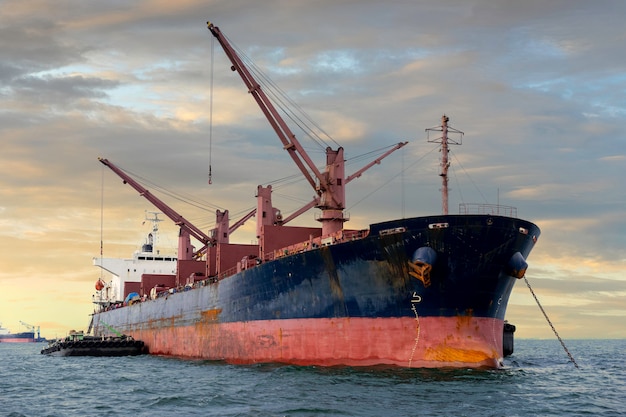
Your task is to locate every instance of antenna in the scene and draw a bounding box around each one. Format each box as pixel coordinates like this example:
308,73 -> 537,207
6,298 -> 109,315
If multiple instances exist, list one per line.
144,211 -> 164,246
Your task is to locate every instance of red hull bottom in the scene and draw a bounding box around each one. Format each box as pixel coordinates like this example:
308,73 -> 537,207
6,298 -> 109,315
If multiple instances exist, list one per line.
0,339 -> 36,343
130,316 -> 505,369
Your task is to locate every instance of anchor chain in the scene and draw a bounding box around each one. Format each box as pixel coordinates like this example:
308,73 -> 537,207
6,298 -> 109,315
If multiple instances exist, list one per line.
492,296 -> 502,359
408,293 -> 421,367
523,275 -> 579,368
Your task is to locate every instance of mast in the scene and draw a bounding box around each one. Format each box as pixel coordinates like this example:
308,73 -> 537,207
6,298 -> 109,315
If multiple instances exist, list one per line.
207,22 -> 407,236
144,211 -> 163,235
426,115 -> 463,215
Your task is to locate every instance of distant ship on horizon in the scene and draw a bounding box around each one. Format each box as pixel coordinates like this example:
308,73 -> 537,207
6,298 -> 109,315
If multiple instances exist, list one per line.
0,322 -> 45,343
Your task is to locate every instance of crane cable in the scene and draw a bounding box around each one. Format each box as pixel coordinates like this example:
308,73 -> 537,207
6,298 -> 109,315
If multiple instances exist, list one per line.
229,36 -> 339,151
99,165 -> 104,281
208,34 -> 214,185
523,275 -> 579,368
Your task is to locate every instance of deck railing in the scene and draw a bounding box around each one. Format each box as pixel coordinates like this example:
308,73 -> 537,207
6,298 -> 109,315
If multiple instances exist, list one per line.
459,203 -> 517,217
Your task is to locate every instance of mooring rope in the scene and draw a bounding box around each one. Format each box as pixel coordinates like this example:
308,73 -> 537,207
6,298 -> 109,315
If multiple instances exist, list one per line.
523,275 -> 579,368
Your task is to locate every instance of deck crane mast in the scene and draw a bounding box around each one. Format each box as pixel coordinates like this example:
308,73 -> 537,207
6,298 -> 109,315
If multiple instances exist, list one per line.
207,22 -> 407,237
20,321 -> 41,340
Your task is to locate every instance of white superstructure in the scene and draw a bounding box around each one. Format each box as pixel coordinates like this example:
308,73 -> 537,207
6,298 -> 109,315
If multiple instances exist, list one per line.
93,213 -> 177,304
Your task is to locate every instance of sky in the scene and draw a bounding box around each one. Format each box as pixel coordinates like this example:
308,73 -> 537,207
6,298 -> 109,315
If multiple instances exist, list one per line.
1,0 -> 625,341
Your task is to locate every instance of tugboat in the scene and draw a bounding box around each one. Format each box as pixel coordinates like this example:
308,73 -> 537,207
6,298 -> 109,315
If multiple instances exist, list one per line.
41,329 -> 146,357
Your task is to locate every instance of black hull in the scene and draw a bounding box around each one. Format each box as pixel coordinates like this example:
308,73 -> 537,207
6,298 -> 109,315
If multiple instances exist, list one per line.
91,214 -> 539,368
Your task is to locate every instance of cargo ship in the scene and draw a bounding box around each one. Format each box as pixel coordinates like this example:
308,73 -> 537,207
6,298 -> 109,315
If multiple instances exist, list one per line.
90,23 -> 540,368
0,322 -> 43,343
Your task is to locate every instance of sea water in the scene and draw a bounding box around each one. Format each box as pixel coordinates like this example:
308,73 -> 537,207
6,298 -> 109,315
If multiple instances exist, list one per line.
1,339 -> 624,416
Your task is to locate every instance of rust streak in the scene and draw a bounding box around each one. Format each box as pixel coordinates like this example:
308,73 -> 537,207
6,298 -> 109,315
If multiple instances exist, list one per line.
424,345 -> 493,363
201,308 -> 223,322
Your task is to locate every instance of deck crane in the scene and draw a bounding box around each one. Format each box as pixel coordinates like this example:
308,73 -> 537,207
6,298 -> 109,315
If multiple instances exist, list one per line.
20,321 -> 41,340
207,22 -> 407,237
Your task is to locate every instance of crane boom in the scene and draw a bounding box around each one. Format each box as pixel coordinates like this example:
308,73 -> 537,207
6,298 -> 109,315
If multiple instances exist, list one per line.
345,142 -> 408,184
208,22 -> 350,236
98,158 -> 215,250
19,321 -> 34,331
229,208 -> 256,235
207,23 -> 322,192
20,321 -> 41,339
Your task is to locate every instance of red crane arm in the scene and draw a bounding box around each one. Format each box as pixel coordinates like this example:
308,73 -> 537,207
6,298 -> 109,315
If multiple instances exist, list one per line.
207,22 -> 324,194
345,142 -> 409,184
98,157 -> 215,247
280,198 -> 320,225
228,208 -> 256,235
